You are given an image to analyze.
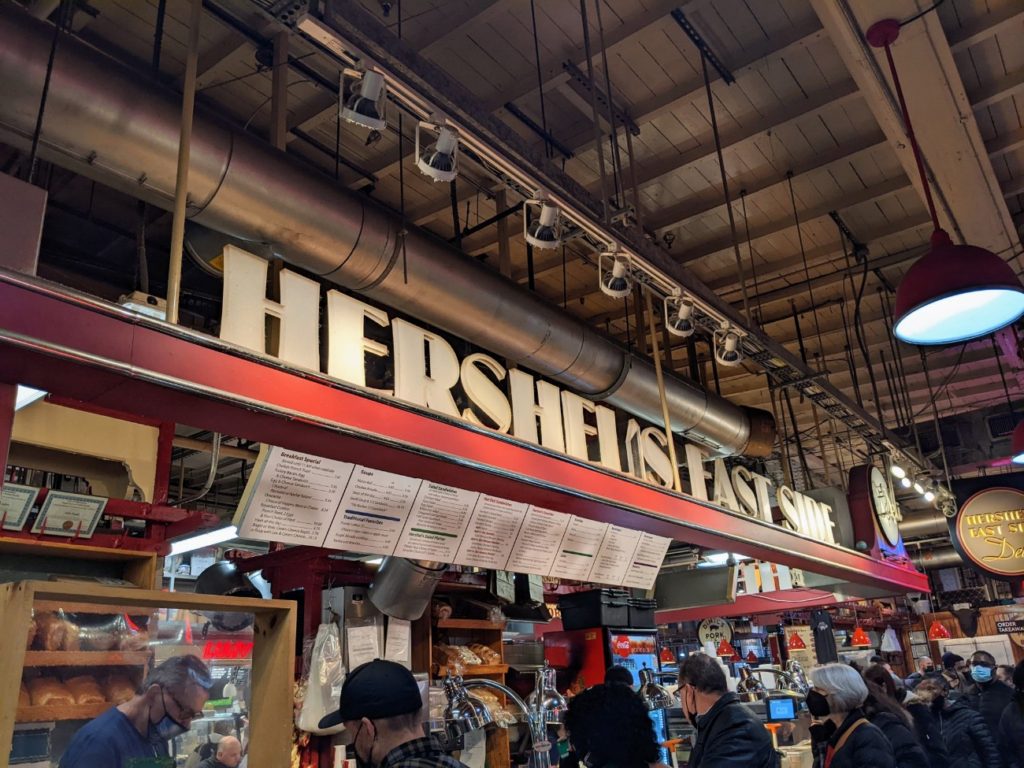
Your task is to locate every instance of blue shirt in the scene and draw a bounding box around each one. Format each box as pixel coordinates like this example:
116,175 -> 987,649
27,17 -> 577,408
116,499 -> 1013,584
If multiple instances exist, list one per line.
60,707 -> 170,768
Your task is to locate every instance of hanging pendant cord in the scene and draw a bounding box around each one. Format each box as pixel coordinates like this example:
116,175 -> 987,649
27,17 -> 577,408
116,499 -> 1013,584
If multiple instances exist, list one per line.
529,0 -> 551,160
879,41 -> 940,229
397,0 -> 408,282
991,334 -> 1016,416
701,55 -> 751,322
739,190 -> 762,325
786,171 -> 826,353
28,0 -> 74,185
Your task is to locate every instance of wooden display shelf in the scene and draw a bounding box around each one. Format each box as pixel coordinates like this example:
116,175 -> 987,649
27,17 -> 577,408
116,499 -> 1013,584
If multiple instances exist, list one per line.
436,618 -> 507,631
434,663 -> 509,678
16,701 -> 111,723
34,599 -> 152,615
23,650 -> 151,667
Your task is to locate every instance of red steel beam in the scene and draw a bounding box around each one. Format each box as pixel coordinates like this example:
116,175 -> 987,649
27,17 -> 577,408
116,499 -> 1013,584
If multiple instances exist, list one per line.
0,272 -> 929,593
656,589 -> 842,623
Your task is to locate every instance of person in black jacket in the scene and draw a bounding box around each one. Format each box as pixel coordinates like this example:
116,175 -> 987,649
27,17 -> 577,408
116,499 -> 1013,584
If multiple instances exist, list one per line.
677,652 -> 774,768
998,660 -> 1024,768
902,689 -> 951,768
861,668 -> 929,768
807,663 -> 894,768
964,651 -> 1015,739
563,683 -> 661,768
915,677 -> 1001,768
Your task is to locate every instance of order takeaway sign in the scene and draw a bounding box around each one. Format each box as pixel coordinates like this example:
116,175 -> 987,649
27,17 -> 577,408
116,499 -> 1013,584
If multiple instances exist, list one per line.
953,487 -> 1024,578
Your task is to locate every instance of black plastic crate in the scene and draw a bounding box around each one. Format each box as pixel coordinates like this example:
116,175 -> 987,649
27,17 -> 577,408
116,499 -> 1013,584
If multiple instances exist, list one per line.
627,598 -> 657,628
558,589 -> 629,630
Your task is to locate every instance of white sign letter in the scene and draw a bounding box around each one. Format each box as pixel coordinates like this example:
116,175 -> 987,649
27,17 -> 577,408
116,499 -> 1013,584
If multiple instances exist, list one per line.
325,290 -> 391,395
509,369 -> 565,452
392,319 -> 460,418
461,353 -> 512,433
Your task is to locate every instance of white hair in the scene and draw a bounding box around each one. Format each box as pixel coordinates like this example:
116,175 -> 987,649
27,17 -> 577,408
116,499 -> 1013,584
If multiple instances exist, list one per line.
809,663 -> 868,713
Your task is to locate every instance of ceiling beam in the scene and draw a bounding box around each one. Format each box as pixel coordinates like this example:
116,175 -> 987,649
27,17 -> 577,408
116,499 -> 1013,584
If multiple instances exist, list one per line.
947,4 -> 1024,53
195,31 -> 250,89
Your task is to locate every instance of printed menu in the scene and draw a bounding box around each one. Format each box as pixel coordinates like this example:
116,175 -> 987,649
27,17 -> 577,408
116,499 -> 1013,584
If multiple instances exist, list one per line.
588,525 -> 643,585
622,532 -> 673,590
394,482 -> 477,561
454,495 -> 529,568
506,505 -> 571,575
324,466 -> 422,554
549,516 -> 609,580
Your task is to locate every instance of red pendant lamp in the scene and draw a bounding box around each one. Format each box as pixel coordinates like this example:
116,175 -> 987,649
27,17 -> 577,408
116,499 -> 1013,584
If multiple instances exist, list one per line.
850,626 -> 872,647
928,620 -> 951,640
866,19 -> 1024,345
716,638 -> 737,658
786,632 -> 807,651
746,650 -> 759,664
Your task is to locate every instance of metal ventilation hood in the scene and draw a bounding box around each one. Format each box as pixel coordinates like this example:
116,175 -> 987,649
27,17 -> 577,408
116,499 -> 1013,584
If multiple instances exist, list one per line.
0,5 -> 773,458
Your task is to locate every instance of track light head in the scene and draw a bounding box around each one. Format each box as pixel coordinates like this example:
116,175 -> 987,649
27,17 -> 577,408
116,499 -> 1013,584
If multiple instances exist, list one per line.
524,195 -> 562,249
599,248 -> 633,299
415,122 -> 459,183
713,324 -> 743,367
341,70 -> 387,131
665,296 -> 695,337
890,464 -> 906,479
900,476 -> 912,489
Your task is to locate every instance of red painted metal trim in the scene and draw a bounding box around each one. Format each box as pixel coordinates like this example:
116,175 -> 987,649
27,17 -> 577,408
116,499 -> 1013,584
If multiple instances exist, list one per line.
0,273 -> 929,593
656,589 -> 842,623
0,382 -> 14,493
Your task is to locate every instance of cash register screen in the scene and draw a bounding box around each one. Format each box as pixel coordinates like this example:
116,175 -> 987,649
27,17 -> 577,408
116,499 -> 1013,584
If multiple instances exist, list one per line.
766,696 -> 797,722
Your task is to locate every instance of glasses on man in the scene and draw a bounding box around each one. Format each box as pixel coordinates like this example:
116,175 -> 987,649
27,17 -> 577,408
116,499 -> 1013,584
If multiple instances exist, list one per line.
163,687 -> 205,723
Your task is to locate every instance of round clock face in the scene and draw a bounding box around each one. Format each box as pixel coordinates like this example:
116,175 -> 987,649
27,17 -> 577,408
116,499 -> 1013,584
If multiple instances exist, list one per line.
870,466 -> 900,546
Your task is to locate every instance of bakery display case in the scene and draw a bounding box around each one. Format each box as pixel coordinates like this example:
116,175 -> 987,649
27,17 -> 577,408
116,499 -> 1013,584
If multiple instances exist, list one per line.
0,580 -> 295,766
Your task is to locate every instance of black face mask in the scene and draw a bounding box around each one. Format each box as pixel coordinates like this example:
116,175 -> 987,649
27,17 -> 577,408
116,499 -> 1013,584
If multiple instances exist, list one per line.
805,690 -> 831,718
809,719 -> 837,744
931,696 -> 945,712
682,686 -> 699,729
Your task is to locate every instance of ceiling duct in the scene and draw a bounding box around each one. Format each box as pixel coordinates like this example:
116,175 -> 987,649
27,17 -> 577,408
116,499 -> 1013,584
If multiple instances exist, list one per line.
911,547 -> 962,571
0,5 -> 773,457
899,508 -> 950,540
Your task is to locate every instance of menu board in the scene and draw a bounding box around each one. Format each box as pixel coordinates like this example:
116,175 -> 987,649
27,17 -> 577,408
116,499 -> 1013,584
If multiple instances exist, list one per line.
235,447 -> 354,546
324,467 -> 421,554
31,491 -> 106,538
622,532 -> 673,590
394,482 -> 477,561
234,446 -> 673,586
588,525 -> 643,585
454,495 -> 529,568
0,483 -> 37,531
549,516 -> 609,580
506,505 -> 571,575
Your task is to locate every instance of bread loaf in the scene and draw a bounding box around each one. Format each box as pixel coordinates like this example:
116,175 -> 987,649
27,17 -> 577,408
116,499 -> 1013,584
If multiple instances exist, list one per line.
18,683 -> 30,708
28,677 -> 74,706
34,613 -> 66,651
104,674 -> 136,705
65,675 -> 106,705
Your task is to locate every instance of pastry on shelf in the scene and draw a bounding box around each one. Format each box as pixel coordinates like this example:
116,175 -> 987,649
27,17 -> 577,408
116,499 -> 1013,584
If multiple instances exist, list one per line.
27,676 -> 75,706
104,674 -> 136,705
65,675 -> 106,705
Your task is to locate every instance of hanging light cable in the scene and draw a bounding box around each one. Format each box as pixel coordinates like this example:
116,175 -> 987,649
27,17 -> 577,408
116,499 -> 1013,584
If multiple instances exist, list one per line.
991,334 -> 1024,464
866,20 -> 1024,344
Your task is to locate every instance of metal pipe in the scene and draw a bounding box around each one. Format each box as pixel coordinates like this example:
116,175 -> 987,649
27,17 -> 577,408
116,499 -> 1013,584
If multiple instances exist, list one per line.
177,431 -> 221,505
166,0 -> 201,325
911,546 -> 962,570
0,5 -> 773,457
899,508 -> 951,539
646,290 -> 682,492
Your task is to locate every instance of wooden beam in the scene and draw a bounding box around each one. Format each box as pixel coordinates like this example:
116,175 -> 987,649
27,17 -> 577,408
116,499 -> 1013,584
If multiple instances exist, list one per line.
195,32 -> 249,90
967,65 -> 1024,112
948,4 -> 1024,53
270,31 -> 289,150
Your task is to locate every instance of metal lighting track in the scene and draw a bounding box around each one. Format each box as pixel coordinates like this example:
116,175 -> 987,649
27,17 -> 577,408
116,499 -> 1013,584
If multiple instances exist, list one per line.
284,0 -> 928,475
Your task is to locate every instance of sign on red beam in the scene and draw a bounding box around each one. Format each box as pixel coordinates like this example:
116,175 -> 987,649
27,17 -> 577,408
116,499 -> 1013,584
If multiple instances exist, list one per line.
0,274 -> 929,593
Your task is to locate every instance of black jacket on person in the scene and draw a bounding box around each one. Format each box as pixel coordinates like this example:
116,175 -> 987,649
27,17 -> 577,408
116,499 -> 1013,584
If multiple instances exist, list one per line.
965,679 -> 1015,738
933,697 -> 1001,768
823,710 -> 894,768
904,700 -> 950,768
999,698 -> 1024,768
688,692 -> 775,768
865,710 -> 929,768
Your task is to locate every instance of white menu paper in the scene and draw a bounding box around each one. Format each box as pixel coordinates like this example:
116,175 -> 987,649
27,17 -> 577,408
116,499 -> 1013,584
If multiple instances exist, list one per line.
454,495 -> 529,569
0,483 -> 37,531
588,525 -> 643,585
506,505 -> 570,575
347,624 -> 381,670
324,466 -> 422,555
622,532 -> 672,589
394,482 -> 478,561
235,446 -> 354,546
549,516 -> 609,580
384,618 -> 412,668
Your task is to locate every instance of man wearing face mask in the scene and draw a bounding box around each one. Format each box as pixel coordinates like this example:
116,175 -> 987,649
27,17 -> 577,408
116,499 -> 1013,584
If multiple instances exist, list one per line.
677,652 -> 774,768
964,651 -> 1014,743
61,654 -> 212,768
319,659 -> 468,768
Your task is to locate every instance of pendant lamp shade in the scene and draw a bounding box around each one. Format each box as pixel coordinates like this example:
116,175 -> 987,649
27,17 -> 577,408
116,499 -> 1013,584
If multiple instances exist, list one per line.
1011,420 -> 1024,464
850,626 -> 871,647
928,620 -> 951,640
787,632 -> 807,651
746,650 -> 758,664
716,638 -> 736,658
893,230 -> 1024,345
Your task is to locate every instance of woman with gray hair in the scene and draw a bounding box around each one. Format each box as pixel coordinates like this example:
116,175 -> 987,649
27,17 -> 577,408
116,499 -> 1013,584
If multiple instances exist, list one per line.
806,663 -> 894,768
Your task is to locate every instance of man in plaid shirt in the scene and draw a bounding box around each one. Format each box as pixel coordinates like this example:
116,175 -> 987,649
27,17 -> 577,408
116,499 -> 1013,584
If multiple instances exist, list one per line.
320,660 -> 469,768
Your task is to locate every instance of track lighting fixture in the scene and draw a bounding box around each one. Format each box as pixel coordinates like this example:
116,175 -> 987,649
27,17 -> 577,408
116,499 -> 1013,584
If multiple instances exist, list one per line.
365,129 -> 382,147
598,247 -> 633,299
415,121 -> 459,183
900,477 -> 912,489
913,482 -> 924,495
524,193 -> 562,250
665,295 -> 695,337
923,490 -> 935,503
866,20 -> 1024,345
341,69 -> 387,131
713,323 -> 743,367
890,465 -> 906,479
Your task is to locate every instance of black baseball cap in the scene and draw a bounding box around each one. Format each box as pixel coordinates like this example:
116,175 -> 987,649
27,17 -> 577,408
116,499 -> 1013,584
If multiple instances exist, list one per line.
941,652 -> 963,669
319,659 -> 423,729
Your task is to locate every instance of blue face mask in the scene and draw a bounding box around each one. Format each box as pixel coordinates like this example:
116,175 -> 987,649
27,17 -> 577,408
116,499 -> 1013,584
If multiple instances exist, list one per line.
148,689 -> 189,744
970,665 -> 993,683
